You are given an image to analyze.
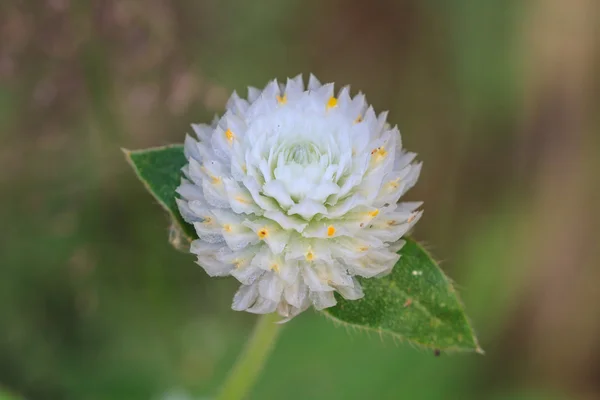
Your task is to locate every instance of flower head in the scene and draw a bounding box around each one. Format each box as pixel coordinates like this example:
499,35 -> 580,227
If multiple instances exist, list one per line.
177,74 -> 422,319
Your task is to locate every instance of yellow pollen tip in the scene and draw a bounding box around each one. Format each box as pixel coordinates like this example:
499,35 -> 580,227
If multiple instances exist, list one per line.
235,195 -> 250,204
225,129 -> 235,144
387,220 -> 396,226
223,224 -> 232,232
241,164 -> 247,173
233,259 -> 242,269
327,225 -> 336,237
305,251 -> 315,261
270,263 -> 280,272
368,209 -> 379,218
371,147 -> 387,160
211,176 -> 221,185
354,115 -> 362,123
358,246 -> 369,252
276,94 -> 287,104
258,228 -> 269,239
326,96 -> 338,109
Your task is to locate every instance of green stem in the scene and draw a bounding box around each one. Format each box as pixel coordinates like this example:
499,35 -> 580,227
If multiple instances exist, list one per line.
217,313 -> 283,400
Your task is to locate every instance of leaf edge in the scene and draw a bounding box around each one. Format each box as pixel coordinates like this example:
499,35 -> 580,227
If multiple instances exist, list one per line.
122,145 -> 483,354
321,238 -> 484,355
122,145 -> 194,250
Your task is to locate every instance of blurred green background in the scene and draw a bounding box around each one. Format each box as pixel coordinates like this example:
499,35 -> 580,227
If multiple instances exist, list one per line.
1,0 -> 599,399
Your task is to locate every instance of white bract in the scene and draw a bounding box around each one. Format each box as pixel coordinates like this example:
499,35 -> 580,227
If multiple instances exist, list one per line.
177,74 -> 422,320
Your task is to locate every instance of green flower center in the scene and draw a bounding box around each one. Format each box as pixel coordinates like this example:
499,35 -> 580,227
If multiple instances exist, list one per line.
286,142 -> 321,165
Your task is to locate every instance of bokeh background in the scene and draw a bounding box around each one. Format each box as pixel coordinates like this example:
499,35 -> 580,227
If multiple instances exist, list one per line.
1,0 -> 599,399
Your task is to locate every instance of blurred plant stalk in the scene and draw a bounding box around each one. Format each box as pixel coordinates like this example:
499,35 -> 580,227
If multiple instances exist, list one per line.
217,313 -> 283,400
517,0 -> 600,393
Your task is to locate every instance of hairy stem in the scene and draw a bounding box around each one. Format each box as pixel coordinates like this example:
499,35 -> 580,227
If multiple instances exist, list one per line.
217,313 -> 282,400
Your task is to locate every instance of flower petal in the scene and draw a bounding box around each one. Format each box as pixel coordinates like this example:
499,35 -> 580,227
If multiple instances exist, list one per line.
232,283 -> 259,311
176,74 -> 422,319
288,199 -> 328,219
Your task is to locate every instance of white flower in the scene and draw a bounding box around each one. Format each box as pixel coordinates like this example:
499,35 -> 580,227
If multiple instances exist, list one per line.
177,74 -> 422,320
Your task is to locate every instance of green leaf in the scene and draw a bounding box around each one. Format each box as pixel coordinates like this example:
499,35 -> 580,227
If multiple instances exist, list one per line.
123,144 -> 481,354
0,389 -> 22,400
323,238 -> 482,354
123,145 -> 197,249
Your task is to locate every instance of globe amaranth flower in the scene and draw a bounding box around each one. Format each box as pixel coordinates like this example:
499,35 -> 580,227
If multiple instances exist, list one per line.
176,74 -> 422,320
